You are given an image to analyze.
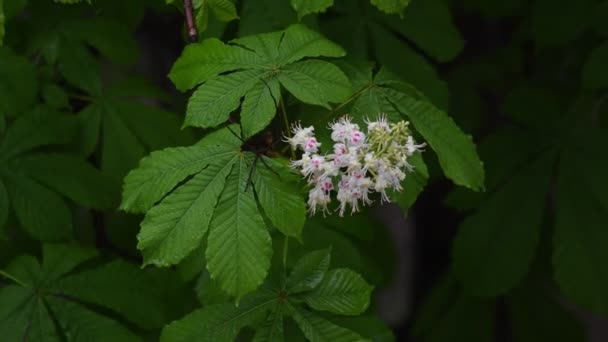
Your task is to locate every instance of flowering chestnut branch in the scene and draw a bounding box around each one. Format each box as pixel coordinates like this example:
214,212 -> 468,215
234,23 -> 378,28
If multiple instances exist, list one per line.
286,115 -> 426,216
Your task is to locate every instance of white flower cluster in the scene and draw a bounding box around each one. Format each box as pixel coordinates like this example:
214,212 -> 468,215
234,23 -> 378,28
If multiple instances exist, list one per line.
287,115 -> 425,216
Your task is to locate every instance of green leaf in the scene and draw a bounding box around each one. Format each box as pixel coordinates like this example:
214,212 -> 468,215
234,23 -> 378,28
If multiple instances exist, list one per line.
327,314 -> 395,342
392,153 -> 428,212
286,248 -> 331,293
137,152 -> 237,267
58,38 -> 102,95
593,1 -> 608,36
47,297 -> 140,342
0,48 -> 37,118
370,0 -> 410,15
0,0 -> 5,47
65,18 -> 139,65
53,260 -> 170,329
195,269 -> 230,305
0,246 -> 148,341
290,306 -> 368,342
252,156 -> 306,240
241,77 -> 280,138
0,285 -> 36,340
42,84 -> 70,109
390,96 -> 485,191
160,290 -> 276,342
452,152 -> 555,297
253,304 -> 285,342
508,280 -> 586,342
304,268 -> 373,315
206,154 -> 272,299
370,24 -> 448,108
41,243 -> 97,280
278,60 -> 351,108
277,24 -> 346,65
185,69 -> 268,128
0,108 -> 78,160
413,273 -> 494,342
14,153 -> 114,209
95,99 -> 192,184
208,0 -> 239,21
0,180 -> 7,229
582,42 -> 608,91
291,0 -> 334,19
532,0 -> 593,45
169,38 -> 260,91
4,173 -> 71,241
121,145 -> 237,213
553,148 -> 608,315
386,0 -> 463,62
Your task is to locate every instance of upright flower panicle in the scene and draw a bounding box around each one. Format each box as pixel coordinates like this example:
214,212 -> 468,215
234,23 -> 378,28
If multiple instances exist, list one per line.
286,115 -> 425,216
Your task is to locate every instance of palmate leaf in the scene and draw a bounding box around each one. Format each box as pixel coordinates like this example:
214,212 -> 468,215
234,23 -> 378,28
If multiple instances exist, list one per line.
165,248 -> 372,342
76,82 -> 192,185
0,244 -> 170,341
291,0 -> 333,19
138,152 -> 237,266
122,127 -> 306,298
347,65 -> 484,192
0,107 -> 113,240
169,24 -> 349,137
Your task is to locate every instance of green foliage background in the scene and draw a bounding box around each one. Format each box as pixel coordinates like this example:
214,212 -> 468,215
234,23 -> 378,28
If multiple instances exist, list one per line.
0,0 -> 606,341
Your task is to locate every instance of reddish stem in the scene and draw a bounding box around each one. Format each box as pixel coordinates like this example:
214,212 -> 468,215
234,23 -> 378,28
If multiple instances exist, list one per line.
183,0 -> 198,42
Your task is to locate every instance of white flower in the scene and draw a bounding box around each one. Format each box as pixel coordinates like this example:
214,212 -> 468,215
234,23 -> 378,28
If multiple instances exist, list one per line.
286,115 -> 425,216
287,122 -> 316,150
406,136 -> 426,155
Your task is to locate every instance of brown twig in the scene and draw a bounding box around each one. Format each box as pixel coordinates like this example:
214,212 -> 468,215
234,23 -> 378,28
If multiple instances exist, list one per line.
183,0 -> 198,42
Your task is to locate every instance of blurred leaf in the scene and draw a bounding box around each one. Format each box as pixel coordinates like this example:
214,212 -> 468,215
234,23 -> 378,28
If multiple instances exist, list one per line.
582,42 -> 608,91
508,280 -> 586,342
532,0 -> 594,45
388,0 -> 463,62
291,0 -> 334,19
453,152 -> 555,297
370,0 -> 410,15
0,48 -> 37,118
593,2 -> 608,36
0,245 -> 153,340
328,314 -> 395,342
52,260 -> 171,329
0,181 -> 7,229
42,84 -> 70,110
553,142 -> 608,315
413,272 -> 494,342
